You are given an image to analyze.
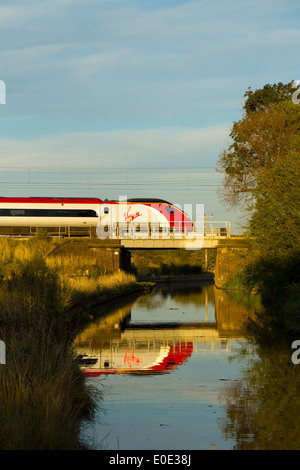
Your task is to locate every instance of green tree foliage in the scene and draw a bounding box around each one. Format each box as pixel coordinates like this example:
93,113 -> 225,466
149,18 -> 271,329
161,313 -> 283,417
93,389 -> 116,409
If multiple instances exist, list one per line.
249,149 -> 300,255
243,81 -> 295,114
217,82 -> 300,324
217,81 -> 300,250
217,83 -> 300,210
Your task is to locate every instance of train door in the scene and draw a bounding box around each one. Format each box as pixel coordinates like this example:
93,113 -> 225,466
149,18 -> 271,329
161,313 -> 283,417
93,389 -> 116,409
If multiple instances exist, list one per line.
96,203 -> 115,239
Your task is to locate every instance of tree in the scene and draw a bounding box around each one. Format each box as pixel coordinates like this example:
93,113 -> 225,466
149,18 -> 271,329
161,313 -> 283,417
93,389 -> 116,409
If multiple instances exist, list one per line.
217,84 -> 300,211
217,82 -> 300,322
243,81 -> 295,114
249,148 -> 300,254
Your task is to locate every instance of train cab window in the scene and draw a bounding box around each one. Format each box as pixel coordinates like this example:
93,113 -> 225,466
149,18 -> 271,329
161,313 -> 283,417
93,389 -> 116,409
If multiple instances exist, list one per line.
104,207 -> 109,214
165,206 -> 174,214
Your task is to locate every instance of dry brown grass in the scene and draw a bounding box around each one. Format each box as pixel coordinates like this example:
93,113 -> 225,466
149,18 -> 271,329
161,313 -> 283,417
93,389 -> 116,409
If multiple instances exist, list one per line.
0,237 -> 138,449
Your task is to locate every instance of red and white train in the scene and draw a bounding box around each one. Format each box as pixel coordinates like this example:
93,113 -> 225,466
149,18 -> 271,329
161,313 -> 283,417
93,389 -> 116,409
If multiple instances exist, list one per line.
0,196 -> 194,237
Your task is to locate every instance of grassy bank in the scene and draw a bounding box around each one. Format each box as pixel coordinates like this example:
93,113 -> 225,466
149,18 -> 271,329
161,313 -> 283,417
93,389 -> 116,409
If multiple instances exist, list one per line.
0,237 -> 142,450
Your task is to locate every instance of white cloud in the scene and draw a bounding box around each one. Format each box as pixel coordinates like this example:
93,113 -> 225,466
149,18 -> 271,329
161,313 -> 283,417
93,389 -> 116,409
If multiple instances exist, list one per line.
68,49 -> 131,77
0,125 -> 230,167
0,0 -> 298,170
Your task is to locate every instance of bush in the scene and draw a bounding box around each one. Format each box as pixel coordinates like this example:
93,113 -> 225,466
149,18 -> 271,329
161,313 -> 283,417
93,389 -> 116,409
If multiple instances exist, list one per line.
232,249 -> 300,327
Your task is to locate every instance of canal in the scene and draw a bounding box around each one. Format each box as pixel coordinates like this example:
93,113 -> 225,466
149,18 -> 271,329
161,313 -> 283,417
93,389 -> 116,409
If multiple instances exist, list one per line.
74,281 -> 300,450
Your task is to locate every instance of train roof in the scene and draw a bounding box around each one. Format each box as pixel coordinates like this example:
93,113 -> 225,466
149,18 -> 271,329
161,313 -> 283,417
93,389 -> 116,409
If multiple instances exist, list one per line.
109,198 -> 174,205
127,198 -> 173,204
0,197 -> 103,204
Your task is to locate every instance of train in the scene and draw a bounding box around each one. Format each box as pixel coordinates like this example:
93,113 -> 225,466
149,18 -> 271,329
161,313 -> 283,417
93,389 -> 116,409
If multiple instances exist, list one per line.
0,196 -> 194,237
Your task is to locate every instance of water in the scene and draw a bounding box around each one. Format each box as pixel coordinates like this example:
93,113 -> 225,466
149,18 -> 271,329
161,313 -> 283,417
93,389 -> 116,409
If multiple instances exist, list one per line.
74,282 -> 300,450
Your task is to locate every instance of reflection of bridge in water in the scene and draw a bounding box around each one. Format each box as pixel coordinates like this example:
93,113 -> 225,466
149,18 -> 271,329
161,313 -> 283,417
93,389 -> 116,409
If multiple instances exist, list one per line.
74,285 -> 252,376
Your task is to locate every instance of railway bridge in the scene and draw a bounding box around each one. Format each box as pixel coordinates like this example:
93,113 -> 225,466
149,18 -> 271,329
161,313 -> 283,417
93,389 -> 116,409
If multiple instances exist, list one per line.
46,220 -> 249,288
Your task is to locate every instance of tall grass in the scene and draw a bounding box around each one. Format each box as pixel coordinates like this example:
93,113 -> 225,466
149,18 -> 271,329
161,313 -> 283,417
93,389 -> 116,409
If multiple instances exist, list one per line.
0,254 -> 97,449
0,237 -> 139,449
46,253 -> 107,279
69,270 -> 137,296
0,237 -> 51,262
0,339 -> 96,450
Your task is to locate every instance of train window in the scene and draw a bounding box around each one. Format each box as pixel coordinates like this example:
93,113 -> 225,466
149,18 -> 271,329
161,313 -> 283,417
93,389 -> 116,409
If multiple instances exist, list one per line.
77,210 -> 98,217
104,207 -> 109,214
0,209 -> 10,216
52,209 -> 99,217
57,209 -> 98,217
10,209 -> 25,216
33,210 -> 46,216
56,210 -> 69,217
0,208 -> 98,217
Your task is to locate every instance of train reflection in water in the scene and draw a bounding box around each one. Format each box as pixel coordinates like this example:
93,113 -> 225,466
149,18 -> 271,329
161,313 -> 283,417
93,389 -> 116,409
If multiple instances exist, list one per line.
77,340 -> 194,376
74,283 -> 251,376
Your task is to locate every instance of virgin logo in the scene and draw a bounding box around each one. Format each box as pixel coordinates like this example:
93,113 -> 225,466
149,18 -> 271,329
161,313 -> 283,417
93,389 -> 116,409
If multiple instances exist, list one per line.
124,349 -> 142,367
123,206 -> 141,223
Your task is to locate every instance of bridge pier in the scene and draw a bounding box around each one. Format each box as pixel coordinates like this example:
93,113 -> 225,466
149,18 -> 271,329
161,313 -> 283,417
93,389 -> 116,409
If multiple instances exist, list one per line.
48,239 -> 131,273
214,241 -> 250,288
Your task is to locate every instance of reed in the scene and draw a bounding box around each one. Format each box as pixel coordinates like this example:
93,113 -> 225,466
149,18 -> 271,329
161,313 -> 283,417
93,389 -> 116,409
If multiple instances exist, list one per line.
0,338 -> 98,450
0,237 -> 138,449
0,237 -> 52,262
46,253 -> 107,279
70,270 -> 136,294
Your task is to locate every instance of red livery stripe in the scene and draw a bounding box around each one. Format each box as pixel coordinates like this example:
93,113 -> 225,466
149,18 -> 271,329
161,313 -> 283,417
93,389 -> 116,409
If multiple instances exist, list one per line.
0,197 -> 102,204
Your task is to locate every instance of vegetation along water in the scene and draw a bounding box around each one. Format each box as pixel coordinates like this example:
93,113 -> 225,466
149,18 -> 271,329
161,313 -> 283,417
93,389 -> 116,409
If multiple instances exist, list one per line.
0,234 -> 141,450
217,81 -> 300,333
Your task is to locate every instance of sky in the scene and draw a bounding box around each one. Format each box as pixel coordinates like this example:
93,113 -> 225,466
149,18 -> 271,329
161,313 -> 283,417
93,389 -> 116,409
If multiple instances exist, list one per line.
0,0 -> 299,223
